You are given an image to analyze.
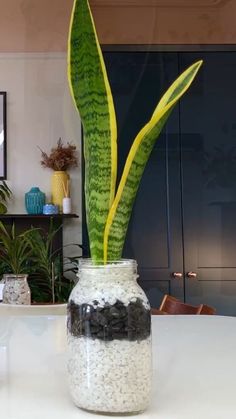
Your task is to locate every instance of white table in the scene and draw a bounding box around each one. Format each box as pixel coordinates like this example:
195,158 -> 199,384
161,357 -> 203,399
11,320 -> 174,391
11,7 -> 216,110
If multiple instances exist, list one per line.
0,315 -> 235,419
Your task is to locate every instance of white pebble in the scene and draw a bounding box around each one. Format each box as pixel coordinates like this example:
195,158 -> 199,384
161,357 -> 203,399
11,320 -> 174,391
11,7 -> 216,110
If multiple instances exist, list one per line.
70,264 -> 150,310
67,335 -> 152,413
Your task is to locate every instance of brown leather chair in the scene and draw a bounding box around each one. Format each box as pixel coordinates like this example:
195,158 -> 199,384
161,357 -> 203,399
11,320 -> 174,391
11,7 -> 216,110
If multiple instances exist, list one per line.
198,304 -> 216,315
151,294 -> 216,315
151,308 -> 166,315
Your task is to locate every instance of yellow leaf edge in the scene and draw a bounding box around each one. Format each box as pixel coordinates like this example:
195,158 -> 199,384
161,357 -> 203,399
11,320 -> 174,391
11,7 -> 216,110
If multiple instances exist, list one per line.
67,0 -> 117,207
103,60 -> 203,263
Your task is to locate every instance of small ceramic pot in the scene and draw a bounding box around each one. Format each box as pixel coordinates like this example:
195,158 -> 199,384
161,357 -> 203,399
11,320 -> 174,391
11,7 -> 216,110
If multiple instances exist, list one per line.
43,204 -> 59,215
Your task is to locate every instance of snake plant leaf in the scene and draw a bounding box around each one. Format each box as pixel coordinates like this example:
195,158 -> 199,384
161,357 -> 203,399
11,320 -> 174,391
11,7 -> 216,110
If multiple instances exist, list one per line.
68,0 -> 117,262
104,60 -> 203,262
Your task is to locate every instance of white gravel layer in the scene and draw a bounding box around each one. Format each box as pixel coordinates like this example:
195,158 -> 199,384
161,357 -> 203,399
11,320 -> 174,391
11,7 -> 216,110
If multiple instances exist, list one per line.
70,263 -> 150,310
67,335 -> 152,413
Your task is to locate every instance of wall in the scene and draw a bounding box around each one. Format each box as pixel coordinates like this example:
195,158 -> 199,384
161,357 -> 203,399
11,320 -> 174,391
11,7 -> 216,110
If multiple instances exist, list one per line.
0,52 -> 82,250
0,0 -> 235,51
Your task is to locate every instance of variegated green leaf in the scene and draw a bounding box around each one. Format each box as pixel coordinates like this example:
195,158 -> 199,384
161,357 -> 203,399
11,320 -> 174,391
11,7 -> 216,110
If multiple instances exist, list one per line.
104,61 -> 203,262
68,0 -> 117,262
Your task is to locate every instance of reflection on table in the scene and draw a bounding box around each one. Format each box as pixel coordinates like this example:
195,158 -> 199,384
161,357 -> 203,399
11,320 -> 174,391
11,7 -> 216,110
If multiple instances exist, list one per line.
0,315 -> 236,419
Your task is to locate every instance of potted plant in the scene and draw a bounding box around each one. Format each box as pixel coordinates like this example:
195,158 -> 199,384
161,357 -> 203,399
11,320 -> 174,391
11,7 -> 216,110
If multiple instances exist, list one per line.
0,220 -> 80,308
0,222 -> 34,304
39,138 -> 78,211
66,0 -> 202,414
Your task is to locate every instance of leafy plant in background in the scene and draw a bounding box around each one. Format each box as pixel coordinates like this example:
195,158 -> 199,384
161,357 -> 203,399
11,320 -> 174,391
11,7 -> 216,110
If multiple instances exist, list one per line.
26,224 -> 59,303
0,222 -> 34,274
68,0 -> 202,263
0,181 -> 12,214
0,220 -> 80,303
26,222 -> 81,303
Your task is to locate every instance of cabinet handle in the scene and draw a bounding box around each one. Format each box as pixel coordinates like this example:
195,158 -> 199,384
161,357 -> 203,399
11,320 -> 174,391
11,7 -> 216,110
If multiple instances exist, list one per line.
172,272 -> 183,279
187,271 -> 197,279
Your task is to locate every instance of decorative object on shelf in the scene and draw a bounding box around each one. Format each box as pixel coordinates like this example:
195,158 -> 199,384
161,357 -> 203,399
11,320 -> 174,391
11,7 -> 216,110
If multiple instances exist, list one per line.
39,138 -> 78,172
51,171 -> 69,211
0,181 -> 12,214
43,203 -> 59,215
25,187 -> 46,215
2,274 -> 31,305
62,178 -> 71,214
67,259 -> 152,414
67,0 -> 202,414
39,138 -> 78,211
63,197 -> 71,214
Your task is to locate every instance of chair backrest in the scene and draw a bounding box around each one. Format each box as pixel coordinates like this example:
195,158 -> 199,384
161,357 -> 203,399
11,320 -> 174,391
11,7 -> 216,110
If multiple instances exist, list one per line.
154,294 -> 215,315
155,294 -> 216,315
151,308 -> 166,315
198,304 -> 216,315
159,295 -> 202,315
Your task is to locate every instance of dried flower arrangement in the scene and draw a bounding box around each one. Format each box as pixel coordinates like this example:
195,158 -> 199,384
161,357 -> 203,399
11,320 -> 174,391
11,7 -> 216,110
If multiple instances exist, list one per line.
39,138 -> 78,171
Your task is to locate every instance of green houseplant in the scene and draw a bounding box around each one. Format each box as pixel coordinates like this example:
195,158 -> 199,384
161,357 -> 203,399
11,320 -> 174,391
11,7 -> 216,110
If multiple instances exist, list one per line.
68,0 -> 202,264
0,221 -> 78,305
0,222 -> 34,274
66,0 -> 203,415
0,222 -> 34,304
26,223 -> 78,304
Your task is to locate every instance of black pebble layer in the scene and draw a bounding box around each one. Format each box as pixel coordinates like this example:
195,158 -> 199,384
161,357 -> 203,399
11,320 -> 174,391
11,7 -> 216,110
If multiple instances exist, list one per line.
67,298 -> 151,341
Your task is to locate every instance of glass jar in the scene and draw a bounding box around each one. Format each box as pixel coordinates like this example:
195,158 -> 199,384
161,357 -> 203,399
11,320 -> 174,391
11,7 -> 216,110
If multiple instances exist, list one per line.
2,274 -> 31,305
67,259 -> 152,415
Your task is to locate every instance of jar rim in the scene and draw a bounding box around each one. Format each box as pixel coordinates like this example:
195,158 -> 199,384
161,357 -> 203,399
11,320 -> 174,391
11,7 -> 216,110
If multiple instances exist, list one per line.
78,258 -> 137,269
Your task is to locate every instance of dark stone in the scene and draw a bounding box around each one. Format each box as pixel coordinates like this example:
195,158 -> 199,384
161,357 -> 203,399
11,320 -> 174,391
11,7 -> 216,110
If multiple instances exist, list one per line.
109,307 -> 120,317
67,298 -> 151,342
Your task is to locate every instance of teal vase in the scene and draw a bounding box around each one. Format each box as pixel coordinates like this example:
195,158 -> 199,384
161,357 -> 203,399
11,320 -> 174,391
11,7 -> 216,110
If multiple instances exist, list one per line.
25,187 -> 46,215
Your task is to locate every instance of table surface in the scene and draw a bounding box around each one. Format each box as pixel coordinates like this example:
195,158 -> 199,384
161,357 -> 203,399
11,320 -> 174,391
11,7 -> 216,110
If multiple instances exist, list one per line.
0,314 -> 235,419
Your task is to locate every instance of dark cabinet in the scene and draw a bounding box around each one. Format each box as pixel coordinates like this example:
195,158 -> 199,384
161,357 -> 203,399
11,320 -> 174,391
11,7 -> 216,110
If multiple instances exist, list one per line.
179,52 -> 236,315
88,49 -> 236,316
102,51 -> 185,306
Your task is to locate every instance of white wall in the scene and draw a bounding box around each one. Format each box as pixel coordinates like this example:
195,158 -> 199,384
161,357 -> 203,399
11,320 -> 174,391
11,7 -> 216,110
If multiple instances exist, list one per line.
0,53 -> 82,250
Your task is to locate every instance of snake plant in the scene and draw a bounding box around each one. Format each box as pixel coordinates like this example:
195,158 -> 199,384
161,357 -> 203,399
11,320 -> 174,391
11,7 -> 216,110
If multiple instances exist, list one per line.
68,0 -> 202,263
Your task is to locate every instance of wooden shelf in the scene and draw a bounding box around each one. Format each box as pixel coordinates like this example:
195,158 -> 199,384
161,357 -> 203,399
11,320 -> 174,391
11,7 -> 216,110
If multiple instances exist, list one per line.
0,213 -> 79,219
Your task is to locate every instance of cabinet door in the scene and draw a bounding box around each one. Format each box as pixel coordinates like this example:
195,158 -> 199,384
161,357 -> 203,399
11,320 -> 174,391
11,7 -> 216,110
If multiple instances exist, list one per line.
180,52 -> 236,315
103,51 -> 184,307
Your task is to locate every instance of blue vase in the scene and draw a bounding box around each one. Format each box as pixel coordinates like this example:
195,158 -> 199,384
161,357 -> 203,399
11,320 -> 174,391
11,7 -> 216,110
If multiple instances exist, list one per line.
25,187 -> 46,215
